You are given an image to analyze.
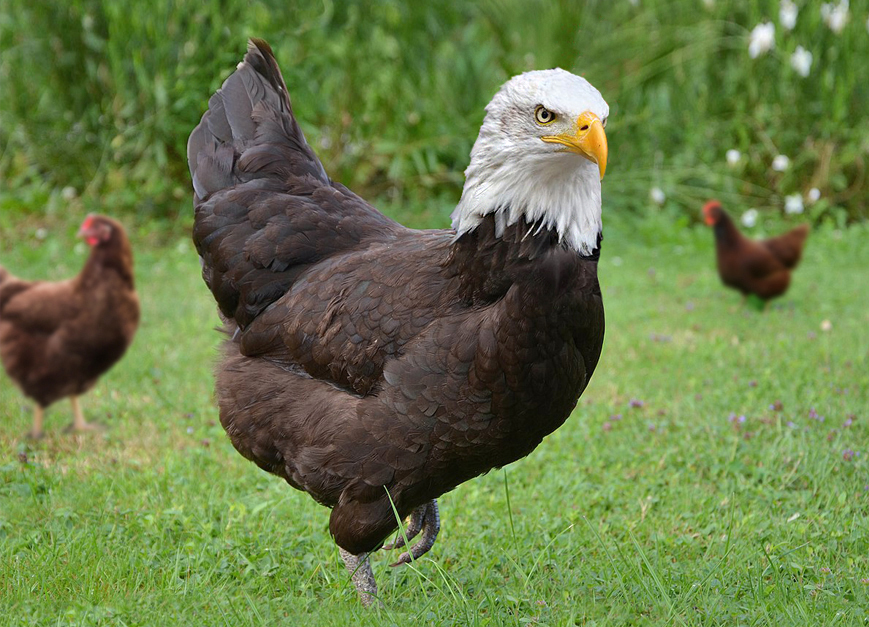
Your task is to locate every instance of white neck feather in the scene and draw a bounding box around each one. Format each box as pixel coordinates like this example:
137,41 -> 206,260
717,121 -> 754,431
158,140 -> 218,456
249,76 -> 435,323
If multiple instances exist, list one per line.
451,136 -> 602,256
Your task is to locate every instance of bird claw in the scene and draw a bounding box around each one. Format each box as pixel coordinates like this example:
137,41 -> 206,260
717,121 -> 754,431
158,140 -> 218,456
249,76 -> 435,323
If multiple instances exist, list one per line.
387,500 -> 440,567
63,421 -> 105,434
383,503 -> 426,551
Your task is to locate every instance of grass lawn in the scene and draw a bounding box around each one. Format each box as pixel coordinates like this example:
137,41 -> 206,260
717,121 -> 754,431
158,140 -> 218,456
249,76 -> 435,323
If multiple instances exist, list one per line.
1,211 -> 867,626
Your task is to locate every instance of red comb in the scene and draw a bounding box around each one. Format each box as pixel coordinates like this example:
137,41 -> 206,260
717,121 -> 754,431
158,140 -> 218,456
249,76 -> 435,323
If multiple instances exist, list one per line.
702,200 -> 721,213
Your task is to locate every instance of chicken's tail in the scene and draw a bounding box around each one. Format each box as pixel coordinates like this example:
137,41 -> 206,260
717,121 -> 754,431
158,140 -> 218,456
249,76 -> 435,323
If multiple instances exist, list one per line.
764,223 -> 810,269
187,39 -> 398,330
0,264 -> 20,311
186,39 -> 328,203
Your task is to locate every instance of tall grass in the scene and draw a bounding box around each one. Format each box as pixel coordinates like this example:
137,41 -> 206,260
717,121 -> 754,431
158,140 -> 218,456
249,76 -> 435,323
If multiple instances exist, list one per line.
1,0 -> 867,227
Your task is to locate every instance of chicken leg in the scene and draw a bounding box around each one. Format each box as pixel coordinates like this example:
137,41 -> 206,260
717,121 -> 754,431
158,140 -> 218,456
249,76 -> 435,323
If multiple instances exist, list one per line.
28,405 -> 45,439
339,549 -> 378,607
64,396 -> 101,433
384,500 -> 441,566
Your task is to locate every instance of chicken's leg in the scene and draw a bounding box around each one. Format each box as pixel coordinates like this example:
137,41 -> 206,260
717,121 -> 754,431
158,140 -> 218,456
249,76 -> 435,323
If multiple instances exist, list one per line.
28,405 -> 45,439
339,548 -> 378,607
385,500 -> 441,567
65,396 -> 100,433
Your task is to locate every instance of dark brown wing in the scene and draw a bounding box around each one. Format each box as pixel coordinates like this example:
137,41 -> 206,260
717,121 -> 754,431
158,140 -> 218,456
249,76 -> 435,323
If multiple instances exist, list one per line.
237,231 -> 465,395
188,39 -> 401,328
761,224 -> 809,269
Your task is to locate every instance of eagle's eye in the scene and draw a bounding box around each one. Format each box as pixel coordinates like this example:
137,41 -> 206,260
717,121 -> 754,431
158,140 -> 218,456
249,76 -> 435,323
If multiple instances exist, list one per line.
534,105 -> 557,126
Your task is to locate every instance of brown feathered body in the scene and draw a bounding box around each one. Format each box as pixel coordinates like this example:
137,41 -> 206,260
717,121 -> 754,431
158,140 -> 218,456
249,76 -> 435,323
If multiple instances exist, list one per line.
0,216 -> 139,409
189,41 -> 604,555
703,201 -> 809,301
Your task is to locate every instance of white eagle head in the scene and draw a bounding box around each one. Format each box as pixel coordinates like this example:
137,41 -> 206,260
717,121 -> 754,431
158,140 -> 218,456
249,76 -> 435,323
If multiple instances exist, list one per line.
451,69 -> 609,256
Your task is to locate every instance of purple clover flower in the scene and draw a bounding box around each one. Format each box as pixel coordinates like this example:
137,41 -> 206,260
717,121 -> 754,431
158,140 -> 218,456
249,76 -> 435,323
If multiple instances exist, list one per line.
629,399 -> 644,408
808,407 -> 825,422
843,449 -> 856,461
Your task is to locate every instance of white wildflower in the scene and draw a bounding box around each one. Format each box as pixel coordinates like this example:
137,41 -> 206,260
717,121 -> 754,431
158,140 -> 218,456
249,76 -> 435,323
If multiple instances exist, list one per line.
772,154 -> 790,171
35,228 -> 48,241
748,22 -> 776,58
726,149 -> 742,166
61,186 -> 77,201
820,319 -> 832,332
650,187 -> 666,205
780,0 -> 798,30
790,46 -> 813,77
784,193 -> 804,214
821,1 -> 849,34
703,0 -> 715,8
741,209 -> 759,228
807,187 -> 821,203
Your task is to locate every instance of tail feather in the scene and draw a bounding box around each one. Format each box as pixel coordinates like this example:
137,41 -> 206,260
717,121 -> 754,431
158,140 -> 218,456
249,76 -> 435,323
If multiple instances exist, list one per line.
188,39 -> 399,329
763,223 -> 810,269
187,38 -> 327,202
0,265 -> 28,312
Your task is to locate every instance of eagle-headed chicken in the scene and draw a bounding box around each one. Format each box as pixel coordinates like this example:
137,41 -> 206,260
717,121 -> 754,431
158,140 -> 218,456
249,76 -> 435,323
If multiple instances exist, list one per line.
188,39 -> 610,605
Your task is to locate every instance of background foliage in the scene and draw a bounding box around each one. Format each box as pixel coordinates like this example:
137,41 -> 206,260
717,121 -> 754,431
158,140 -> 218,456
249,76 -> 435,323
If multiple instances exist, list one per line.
1,0 -> 868,230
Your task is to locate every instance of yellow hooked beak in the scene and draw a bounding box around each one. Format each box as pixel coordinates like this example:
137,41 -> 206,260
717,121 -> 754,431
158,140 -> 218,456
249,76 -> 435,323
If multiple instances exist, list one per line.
541,112 -> 608,180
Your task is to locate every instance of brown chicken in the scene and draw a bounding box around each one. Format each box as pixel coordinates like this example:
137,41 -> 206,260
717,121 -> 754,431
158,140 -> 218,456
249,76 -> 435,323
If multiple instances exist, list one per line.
703,200 -> 809,303
189,40 -> 611,605
0,215 -> 139,438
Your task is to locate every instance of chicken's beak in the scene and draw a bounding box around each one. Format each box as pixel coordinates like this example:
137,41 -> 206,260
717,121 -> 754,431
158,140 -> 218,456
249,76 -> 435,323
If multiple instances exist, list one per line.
77,214 -> 95,239
542,112 -> 608,180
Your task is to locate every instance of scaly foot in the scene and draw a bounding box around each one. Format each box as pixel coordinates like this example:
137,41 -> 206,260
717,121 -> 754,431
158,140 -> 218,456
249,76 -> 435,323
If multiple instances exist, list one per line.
339,548 -> 378,607
385,500 -> 441,567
